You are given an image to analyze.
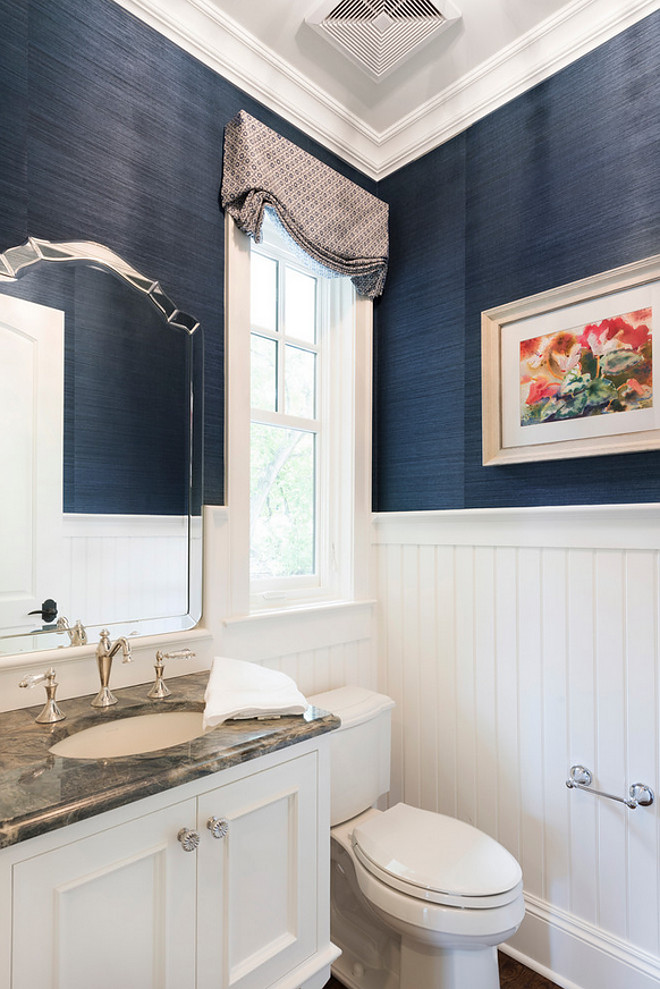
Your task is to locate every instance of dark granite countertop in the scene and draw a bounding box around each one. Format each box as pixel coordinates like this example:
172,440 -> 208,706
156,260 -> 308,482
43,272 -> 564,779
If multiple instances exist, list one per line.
0,671 -> 339,849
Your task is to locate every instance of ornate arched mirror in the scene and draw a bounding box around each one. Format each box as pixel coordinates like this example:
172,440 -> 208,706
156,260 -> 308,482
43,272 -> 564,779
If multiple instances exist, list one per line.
0,238 -> 203,655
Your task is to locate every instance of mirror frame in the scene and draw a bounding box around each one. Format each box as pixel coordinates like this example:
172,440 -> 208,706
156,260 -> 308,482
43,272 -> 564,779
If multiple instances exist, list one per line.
0,237 -> 203,655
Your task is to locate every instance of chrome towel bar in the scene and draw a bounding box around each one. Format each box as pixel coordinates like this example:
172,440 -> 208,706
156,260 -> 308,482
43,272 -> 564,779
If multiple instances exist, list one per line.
566,765 -> 654,809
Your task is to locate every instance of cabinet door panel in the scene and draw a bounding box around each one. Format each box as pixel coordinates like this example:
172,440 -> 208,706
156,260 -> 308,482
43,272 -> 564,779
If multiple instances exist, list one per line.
12,799 -> 197,989
197,752 -> 318,989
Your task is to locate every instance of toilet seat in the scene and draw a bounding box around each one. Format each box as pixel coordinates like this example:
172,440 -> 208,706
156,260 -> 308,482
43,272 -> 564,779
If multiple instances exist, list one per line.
352,803 -> 523,909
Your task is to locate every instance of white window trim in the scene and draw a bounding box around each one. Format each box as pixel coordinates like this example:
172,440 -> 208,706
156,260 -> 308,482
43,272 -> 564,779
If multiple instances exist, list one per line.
225,213 -> 373,619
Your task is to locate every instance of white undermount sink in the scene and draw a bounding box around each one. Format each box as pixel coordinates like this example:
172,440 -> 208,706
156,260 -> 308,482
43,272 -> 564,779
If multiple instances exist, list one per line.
49,711 -> 208,759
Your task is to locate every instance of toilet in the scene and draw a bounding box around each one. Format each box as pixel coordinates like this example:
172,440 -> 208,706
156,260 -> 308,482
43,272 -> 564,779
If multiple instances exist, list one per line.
309,686 -> 525,989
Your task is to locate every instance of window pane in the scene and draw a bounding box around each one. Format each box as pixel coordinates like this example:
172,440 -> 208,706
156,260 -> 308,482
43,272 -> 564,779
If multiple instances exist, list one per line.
250,424 -> 315,579
285,345 -> 316,418
251,334 -> 277,411
284,267 -> 316,342
251,254 -> 277,332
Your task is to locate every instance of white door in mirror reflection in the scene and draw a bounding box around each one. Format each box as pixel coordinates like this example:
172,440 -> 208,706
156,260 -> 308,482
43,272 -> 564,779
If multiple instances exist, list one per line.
0,295 -> 64,631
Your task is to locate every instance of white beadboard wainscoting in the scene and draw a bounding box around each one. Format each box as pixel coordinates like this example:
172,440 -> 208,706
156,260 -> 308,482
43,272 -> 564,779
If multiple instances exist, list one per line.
219,603 -> 377,696
0,513 -> 200,709
373,506 -> 660,989
63,513 -> 189,626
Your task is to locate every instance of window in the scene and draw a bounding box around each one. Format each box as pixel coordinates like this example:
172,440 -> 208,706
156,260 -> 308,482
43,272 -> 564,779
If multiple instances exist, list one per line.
226,212 -> 373,615
249,224 -> 321,589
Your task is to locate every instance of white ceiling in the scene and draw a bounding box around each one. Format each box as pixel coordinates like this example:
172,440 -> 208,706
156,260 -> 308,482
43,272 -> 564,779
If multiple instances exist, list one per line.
116,0 -> 657,178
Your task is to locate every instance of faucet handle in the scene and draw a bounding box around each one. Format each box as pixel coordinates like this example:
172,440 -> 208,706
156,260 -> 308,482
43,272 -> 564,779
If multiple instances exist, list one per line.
19,668 -> 66,724
19,670 -> 50,689
158,649 -> 195,662
148,649 -> 196,699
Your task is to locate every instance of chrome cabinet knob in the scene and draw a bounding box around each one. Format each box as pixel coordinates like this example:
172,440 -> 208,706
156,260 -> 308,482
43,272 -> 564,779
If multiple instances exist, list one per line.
177,827 -> 200,852
207,816 -> 229,839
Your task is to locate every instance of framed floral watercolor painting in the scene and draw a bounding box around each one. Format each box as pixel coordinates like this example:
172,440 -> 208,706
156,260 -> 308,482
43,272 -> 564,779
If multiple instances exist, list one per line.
482,254 -> 660,465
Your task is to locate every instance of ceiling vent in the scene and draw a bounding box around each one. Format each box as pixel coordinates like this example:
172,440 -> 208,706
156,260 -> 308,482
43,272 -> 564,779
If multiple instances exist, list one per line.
306,0 -> 462,82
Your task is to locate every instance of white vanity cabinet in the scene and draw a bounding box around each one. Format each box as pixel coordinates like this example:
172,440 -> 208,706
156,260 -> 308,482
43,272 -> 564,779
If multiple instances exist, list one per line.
196,750 -> 319,989
0,737 -> 335,989
10,795 -> 198,989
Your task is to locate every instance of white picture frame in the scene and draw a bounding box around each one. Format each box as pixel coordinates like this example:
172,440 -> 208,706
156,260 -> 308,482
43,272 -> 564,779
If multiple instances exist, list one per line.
482,254 -> 660,466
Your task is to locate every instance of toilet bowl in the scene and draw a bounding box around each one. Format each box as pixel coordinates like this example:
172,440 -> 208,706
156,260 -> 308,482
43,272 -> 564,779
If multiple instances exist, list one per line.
310,687 -> 525,989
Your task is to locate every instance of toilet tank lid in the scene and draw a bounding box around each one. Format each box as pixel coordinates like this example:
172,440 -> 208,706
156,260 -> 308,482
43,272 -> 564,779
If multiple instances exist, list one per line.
308,686 -> 394,729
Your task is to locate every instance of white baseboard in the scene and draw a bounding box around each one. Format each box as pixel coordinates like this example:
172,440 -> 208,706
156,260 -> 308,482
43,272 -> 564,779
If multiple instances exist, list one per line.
506,892 -> 660,989
500,943 -> 583,989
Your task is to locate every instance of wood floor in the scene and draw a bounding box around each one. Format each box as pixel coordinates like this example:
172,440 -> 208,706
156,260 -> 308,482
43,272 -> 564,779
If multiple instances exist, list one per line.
498,953 -> 560,988
324,952 -> 561,989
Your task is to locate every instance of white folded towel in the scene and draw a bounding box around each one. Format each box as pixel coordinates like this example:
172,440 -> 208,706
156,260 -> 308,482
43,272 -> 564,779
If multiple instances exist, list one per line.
203,656 -> 308,729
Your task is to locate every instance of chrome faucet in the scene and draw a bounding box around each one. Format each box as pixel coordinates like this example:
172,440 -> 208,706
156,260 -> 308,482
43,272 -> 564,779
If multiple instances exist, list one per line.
56,617 -> 88,646
91,628 -> 133,708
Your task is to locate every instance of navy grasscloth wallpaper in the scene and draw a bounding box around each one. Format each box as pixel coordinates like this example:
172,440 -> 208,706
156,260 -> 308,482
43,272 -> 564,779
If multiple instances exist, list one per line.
1,0 -> 658,514
375,11 -> 660,510
0,0 -> 376,511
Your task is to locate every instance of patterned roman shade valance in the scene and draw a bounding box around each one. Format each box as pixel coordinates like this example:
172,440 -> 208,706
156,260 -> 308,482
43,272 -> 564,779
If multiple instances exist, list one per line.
221,111 -> 389,299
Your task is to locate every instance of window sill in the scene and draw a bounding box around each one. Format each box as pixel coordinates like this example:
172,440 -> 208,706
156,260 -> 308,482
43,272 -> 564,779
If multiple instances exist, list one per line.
223,598 -> 375,627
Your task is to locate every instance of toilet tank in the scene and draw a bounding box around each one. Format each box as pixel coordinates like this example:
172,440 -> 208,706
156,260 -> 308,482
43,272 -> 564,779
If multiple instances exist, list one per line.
308,686 -> 395,826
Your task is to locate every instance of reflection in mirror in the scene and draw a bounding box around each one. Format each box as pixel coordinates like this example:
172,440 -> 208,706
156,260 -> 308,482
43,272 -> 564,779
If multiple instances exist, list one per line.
0,239 -> 203,655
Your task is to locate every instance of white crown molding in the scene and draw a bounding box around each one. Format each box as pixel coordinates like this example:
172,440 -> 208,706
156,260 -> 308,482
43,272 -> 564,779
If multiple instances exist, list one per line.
112,0 -> 658,180
377,0 -> 660,177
